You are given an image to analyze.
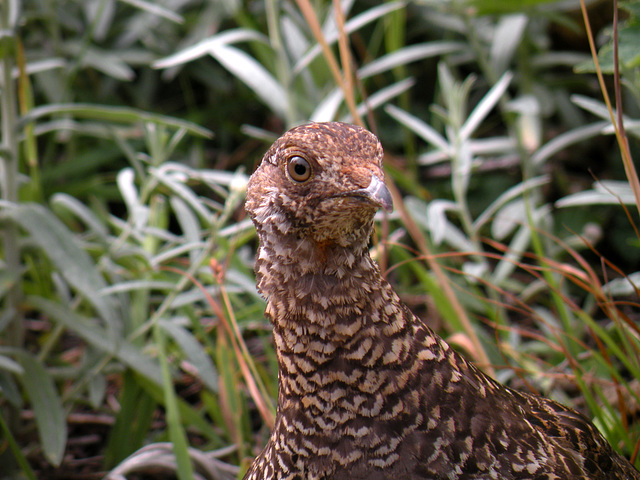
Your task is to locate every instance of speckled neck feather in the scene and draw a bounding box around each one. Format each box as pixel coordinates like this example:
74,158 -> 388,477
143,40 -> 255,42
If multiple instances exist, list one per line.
243,122 -> 639,480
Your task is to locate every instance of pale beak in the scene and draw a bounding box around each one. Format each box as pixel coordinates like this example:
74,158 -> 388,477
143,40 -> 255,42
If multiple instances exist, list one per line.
348,174 -> 393,213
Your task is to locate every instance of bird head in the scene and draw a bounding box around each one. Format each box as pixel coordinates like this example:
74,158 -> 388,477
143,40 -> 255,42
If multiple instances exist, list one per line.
246,122 -> 392,249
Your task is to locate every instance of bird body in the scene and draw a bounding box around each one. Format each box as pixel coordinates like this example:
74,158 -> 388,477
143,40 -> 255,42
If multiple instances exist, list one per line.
243,122 -> 640,480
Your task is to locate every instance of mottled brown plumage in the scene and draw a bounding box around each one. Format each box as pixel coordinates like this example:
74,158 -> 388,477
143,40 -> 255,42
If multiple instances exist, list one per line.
243,122 -> 640,480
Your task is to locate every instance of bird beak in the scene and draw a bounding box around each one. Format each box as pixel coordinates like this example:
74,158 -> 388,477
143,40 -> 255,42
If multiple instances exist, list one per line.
348,174 -> 394,213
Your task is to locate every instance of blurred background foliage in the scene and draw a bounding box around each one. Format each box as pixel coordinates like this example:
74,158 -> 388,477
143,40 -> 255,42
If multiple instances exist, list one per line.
1,0 -> 640,478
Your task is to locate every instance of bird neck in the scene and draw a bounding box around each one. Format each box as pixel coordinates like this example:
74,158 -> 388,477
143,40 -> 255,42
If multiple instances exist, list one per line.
254,216 -> 375,290
254,220 -> 414,360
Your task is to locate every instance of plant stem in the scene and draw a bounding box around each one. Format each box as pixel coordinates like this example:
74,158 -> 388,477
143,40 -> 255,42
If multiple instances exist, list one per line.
580,0 -> 640,214
265,0 -> 296,125
1,0 -> 23,349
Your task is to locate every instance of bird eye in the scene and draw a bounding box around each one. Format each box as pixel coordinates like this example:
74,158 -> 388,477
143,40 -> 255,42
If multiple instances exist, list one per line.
287,156 -> 312,183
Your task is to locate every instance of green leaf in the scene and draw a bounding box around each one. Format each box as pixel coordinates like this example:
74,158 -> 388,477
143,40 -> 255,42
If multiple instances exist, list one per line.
575,11 -> 640,72
466,0 -> 572,15
344,78 -> 416,124
556,180 -> 636,207
460,70 -> 513,140
358,42 -> 465,79
22,103 -> 213,139
531,121 -> 608,167
490,14 -> 528,76
0,267 -> 24,304
104,371 -> 156,467
149,166 -> 212,223
0,370 -> 23,408
0,354 -> 24,375
0,413 -> 37,480
4,203 -> 120,331
50,193 -> 110,242
159,319 -> 219,392
119,0 -> 184,23
14,352 -> 66,466
603,271 -> 640,296
473,175 -> 550,232
88,373 -> 107,409
27,296 -> 163,385
78,45 -> 136,81
153,29 -> 266,69
208,43 -> 288,119
154,325 -> 194,480
135,375 -> 221,441
385,104 -> 450,153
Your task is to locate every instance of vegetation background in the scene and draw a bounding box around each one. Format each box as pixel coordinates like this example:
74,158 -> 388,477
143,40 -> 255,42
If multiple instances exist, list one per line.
1,0 -> 639,478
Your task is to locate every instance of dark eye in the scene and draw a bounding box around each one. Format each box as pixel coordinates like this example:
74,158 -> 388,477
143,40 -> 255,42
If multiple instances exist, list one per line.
287,156 -> 312,182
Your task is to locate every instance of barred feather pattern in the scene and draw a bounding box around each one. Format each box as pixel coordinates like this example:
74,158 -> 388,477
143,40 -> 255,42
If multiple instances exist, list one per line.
243,122 -> 640,480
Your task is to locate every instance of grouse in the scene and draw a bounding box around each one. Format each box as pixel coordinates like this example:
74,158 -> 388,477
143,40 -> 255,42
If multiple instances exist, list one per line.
243,121 -> 640,480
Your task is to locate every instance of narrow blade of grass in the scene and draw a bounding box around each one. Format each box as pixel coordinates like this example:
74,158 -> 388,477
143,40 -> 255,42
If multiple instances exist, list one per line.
0,413 -> 37,480
22,103 -> 213,139
153,324 -> 194,480
14,351 -> 67,466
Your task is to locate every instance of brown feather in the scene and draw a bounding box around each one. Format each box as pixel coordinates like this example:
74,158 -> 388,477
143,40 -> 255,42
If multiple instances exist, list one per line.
243,122 -> 640,480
